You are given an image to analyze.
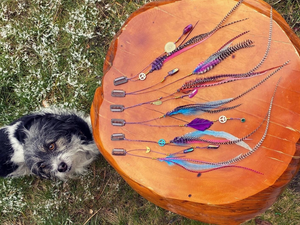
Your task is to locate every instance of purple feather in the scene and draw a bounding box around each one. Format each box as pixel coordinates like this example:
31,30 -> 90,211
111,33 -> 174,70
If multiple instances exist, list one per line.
193,59 -> 221,74
186,118 -> 213,131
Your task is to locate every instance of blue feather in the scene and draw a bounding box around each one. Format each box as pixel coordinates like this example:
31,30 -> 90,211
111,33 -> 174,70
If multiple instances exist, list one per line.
166,98 -> 233,116
158,157 -> 260,174
159,157 -> 222,171
171,130 -> 252,151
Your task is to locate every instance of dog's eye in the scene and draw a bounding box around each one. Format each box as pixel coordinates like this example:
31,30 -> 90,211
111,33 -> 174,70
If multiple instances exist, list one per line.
48,143 -> 56,151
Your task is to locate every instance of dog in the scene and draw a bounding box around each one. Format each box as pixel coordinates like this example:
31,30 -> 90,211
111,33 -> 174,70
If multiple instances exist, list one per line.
0,108 -> 100,180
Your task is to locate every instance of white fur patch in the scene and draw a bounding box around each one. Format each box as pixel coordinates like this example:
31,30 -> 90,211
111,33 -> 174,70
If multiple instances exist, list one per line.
50,135 -> 99,180
6,122 -> 25,164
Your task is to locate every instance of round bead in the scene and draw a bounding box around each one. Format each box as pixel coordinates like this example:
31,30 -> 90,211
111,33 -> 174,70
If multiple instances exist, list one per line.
164,42 -> 176,53
158,139 -> 166,147
139,73 -> 147,80
219,115 -> 227,124
241,118 -> 246,123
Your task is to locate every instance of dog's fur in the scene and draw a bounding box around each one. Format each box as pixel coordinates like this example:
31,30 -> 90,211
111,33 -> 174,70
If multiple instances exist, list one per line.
0,108 -> 100,180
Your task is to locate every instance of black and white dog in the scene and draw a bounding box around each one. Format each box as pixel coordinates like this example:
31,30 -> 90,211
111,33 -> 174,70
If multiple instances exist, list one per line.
0,108 -> 100,180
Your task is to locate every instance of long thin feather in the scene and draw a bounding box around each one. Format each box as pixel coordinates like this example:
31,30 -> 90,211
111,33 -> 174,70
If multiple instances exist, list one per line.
179,65 -> 281,93
169,60 -> 288,117
158,157 -> 262,174
193,32 -> 253,74
165,98 -> 233,116
170,130 -> 252,151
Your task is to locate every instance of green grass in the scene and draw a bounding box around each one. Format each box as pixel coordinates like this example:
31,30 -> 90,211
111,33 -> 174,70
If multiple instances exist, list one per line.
0,0 -> 299,224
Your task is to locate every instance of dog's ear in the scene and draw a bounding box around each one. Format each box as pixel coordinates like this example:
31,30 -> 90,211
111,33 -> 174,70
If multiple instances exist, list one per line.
66,115 -> 93,141
12,114 -> 43,144
50,114 -> 93,142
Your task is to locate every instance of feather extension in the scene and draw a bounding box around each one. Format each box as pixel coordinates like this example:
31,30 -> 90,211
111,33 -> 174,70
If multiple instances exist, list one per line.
170,130 -> 252,151
169,60 -> 288,117
165,98 -> 234,116
159,157 -> 224,170
178,65 -> 281,94
178,8 -> 275,94
216,77 -> 280,165
149,0 -> 246,72
192,32 -> 253,74
158,157 -> 262,174
157,77 -> 280,174
164,19 -> 247,64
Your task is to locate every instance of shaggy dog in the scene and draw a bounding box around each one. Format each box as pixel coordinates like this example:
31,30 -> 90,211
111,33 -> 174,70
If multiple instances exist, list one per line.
0,108 -> 100,180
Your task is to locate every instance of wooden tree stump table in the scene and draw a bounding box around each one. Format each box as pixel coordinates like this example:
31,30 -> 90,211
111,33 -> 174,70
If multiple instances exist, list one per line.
91,0 -> 300,224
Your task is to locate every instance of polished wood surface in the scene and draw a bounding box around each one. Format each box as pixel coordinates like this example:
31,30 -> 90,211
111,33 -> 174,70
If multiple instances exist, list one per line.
91,0 -> 300,224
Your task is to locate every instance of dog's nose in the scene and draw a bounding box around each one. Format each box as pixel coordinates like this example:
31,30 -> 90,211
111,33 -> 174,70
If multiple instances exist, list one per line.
58,162 -> 68,172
